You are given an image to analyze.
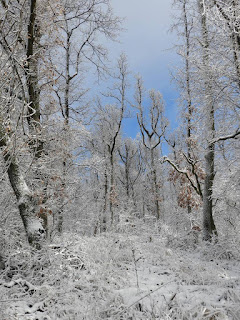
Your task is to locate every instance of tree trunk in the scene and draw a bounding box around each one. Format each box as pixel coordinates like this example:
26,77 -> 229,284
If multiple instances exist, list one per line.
25,0 -> 43,156
231,0 -> 240,90
183,0 -> 193,214
0,119 -> 44,248
109,154 -> 114,224
101,164 -> 108,232
150,149 -> 160,219
202,146 -> 217,240
55,30 -> 71,234
199,0 -> 217,241
125,162 -> 130,201
7,159 -> 45,248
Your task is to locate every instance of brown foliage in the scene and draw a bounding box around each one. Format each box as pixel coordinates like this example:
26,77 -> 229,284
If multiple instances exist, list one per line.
168,157 -> 205,210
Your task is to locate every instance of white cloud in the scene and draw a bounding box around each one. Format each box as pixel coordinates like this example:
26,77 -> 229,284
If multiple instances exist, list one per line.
109,0 -> 180,131
111,0 -> 177,69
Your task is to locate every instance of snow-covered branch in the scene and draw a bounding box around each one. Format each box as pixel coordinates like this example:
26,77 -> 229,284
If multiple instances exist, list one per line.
162,156 -> 202,198
211,129 -> 240,144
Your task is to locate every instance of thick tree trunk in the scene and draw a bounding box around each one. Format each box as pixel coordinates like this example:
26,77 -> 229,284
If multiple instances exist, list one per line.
0,119 -> 44,248
202,146 -> 217,240
7,159 -> 45,248
199,0 -> 218,241
183,0 -> 193,214
25,0 -> 43,156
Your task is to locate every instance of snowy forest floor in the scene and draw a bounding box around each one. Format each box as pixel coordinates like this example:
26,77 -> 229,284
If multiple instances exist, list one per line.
0,222 -> 240,320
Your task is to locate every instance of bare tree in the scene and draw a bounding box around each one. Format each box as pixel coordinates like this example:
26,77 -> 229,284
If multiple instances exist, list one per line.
0,0 -> 48,247
170,0 -> 240,242
134,76 -> 167,220
167,0 -> 204,213
93,54 -> 129,229
50,0 -> 121,232
118,137 -> 143,209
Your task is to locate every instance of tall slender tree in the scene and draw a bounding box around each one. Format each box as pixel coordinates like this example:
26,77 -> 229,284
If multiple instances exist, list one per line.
135,76 -> 167,220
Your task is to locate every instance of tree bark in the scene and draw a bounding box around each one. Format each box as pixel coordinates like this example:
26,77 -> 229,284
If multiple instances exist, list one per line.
7,159 -> 44,248
198,0 -> 218,241
101,160 -> 108,232
25,0 -> 43,156
55,34 -> 71,234
202,147 -> 217,241
0,121 -> 44,248
183,0 -> 193,214
150,148 -> 160,219
109,153 -> 115,224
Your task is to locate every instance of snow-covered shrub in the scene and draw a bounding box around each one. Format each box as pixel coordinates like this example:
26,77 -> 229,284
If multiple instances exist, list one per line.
0,232 -> 136,319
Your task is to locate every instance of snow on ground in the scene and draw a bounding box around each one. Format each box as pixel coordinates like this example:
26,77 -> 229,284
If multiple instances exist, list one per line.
0,226 -> 240,319
115,233 -> 240,319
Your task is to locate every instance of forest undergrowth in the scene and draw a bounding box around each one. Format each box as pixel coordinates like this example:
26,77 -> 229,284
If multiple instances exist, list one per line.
0,218 -> 240,320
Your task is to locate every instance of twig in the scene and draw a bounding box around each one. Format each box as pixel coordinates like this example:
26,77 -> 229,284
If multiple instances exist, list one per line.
168,292 -> 177,310
132,249 -> 141,289
0,299 -> 25,302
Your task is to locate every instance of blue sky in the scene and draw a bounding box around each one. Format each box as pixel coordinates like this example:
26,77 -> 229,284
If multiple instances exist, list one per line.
110,0 -> 180,140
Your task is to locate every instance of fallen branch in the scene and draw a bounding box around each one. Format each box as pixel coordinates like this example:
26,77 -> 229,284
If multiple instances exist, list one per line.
4,278 -> 37,292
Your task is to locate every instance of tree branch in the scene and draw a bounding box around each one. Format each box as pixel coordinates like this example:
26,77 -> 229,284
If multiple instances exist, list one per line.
211,129 -> 240,144
162,156 -> 203,199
